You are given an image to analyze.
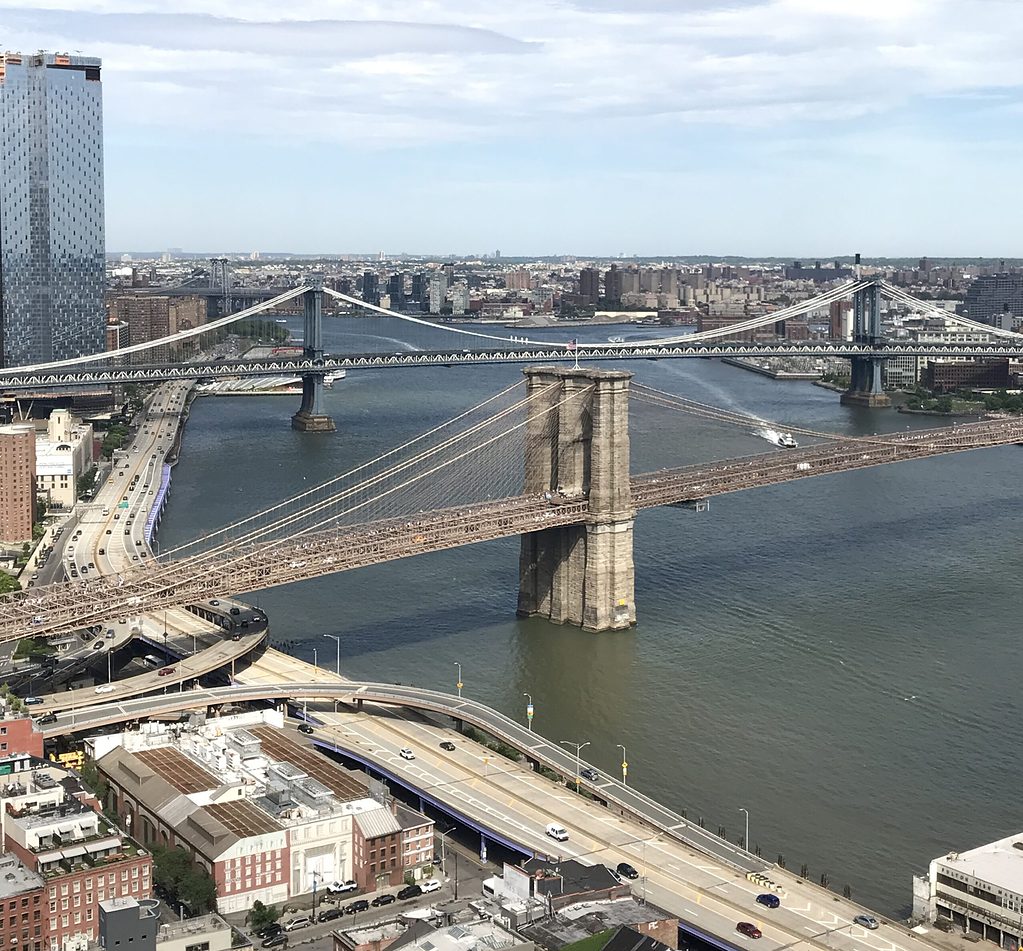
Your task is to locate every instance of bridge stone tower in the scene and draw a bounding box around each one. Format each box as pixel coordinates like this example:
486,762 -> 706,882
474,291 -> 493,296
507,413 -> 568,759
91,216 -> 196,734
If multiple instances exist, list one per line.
291,281 -> 336,433
841,282 -> 891,408
517,366 -> 636,632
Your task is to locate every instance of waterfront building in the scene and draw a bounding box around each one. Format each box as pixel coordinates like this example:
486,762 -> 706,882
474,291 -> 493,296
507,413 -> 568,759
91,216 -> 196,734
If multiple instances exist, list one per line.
914,833 -> 1023,947
0,52 -> 105,367
107,296 -> 207,362
0,423 -> 36,543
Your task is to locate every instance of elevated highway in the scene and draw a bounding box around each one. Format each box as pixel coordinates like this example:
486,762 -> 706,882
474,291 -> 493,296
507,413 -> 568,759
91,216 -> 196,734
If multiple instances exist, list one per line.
8,415 -> 1023,642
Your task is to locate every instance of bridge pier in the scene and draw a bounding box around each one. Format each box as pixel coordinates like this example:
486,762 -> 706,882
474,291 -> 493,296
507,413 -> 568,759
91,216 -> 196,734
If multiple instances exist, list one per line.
517,366 -> 636,632
841,283 -> 890,408
291,281 -> 336,433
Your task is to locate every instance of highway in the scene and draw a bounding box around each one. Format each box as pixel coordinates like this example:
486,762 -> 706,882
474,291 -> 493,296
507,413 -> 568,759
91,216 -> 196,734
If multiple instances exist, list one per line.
41,656 -> 948,951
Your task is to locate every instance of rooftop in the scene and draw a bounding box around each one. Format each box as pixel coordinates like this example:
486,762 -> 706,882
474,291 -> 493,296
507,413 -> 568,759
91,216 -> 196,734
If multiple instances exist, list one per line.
134,748 -> 220,795
157,912 -> 230,943
0,853 -> 43,899
520,898 -> 674,951
937,833 -> 1023,891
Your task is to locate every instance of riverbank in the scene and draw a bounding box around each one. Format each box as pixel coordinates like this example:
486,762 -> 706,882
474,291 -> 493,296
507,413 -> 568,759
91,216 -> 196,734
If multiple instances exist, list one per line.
722,357 -> 822,380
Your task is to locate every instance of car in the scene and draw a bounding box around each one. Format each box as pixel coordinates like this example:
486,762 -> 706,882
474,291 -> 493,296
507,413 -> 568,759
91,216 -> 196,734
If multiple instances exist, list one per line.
298,724 -> 314,735
756,894 -> 780,909
135,540 -> 142,546
420,880 -> 441,894
616,863 -> 639,880
399,748 -> 415,760
344,900 -> 370,915
736,923 -> 762,939
92,641 -> 104,650
545,823 -> 569,842
261,935 -> 287,948
439,741 -> 456,751
158,667 -> 176,677
36,713 -> 58,724
23,697 -> 43,705
853,916 -> 879,930
98,549 -> 105,555
95,684 -> 114,694
256,924 -> 282,939
124,529 -> 130,535
317,908 -> 342,923
210,599 -> 220,606
371,894 -> 396,907
327,880 -> 358,894
397,884 -> 422,901
283,917 -> 311,932
229,606 -> 241,616
580,767 -> 599,782
105,529 -> 112,535
106,629 -> 115,637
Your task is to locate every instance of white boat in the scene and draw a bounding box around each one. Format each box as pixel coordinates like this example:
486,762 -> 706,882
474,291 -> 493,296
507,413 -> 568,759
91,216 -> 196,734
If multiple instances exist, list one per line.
607,335 -> 625,344
757,427 -> 799,449
274,318 -> 288,324
779,432 -> 798,448
324,370 -> 347,387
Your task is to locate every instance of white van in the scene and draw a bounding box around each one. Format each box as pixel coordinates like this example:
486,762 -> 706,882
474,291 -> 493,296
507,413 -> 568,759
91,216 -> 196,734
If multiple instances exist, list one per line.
545,823 -> 569,842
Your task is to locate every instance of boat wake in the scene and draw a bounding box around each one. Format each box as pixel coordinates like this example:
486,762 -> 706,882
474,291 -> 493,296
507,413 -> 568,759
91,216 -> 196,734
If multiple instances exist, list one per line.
755,427 -> 798,449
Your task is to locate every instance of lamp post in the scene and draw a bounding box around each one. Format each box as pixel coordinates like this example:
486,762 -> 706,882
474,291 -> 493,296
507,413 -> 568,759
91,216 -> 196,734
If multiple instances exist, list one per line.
523,693 -> 534,731
323,634 -> 340,676
617,744 -> 628,786
560,740 -> 590,789
107,650 -> 113,685
313,648 -> 318,669
739,807 -> 749,852
439,825 -> 456,878
454,662 -> 463,698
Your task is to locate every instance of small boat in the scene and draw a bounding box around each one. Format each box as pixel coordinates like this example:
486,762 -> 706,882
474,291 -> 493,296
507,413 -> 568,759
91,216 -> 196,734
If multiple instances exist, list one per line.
779,432 -> 798,448
607,336 -> 625,344
324,370 -> 347,387
274,318 -> 288,324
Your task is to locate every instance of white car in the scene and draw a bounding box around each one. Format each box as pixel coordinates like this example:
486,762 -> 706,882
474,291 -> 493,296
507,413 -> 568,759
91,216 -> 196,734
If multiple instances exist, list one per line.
94,684 -> 114,694
399,748 -> 415,761
327,880 -> 358,894
545,823 -> 569,841
420,879 -> 441,894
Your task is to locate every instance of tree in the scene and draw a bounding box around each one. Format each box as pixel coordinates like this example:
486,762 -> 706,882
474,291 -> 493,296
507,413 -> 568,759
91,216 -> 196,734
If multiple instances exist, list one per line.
77,466 -> 98,498
247,901 -> 279,931
0,573 -> 19,596
151,845 -> 218,915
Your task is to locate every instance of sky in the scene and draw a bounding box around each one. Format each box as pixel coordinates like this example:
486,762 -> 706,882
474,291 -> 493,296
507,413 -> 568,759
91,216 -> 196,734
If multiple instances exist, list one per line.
3,0 -> 1023,256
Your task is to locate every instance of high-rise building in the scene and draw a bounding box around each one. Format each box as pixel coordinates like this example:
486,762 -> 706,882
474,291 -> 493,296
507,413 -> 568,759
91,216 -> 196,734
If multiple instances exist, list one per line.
0,423 -> 36,543
428,276 -> 446,315
579,268 -> 600,305
963,274 -> 1023,326
504,269 -> 532,291
410,273 -> 427,307
0,52 -> 105,367
604,265 -> 623,306
386,273 -> 404,309
362,271 -> 380,307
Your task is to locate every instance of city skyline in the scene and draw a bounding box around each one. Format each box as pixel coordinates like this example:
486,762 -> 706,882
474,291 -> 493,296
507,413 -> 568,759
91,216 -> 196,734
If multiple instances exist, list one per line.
1,0 -> 1022,255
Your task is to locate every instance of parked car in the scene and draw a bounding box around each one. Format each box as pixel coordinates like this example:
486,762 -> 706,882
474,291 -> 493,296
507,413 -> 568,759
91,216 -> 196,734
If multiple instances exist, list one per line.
327,880 -> 358,894
399,748 -> 415,760
756,894 -> 780,909
736,923 -> 762,939
261,934 -> 287,948
283,917 -> 311,932
853,916 -> 879,930
371,894 -> 396,907
317,908 -> 342,923
344,900 -> 369,915
256,924 -> 282,939
616,863 -> 639,880
298,724 -> 314,735
439,741 -> 456,751
397,884 -> 422,901
420,880 -> 442,894
23,697 -> 43,706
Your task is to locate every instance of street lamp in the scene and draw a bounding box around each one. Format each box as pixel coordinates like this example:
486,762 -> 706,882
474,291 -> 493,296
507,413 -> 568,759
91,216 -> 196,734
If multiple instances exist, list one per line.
439,825 -> 456,877
523,692 -> 534,731
454,662 -> 463,698
617,744 -> 628,786
739,807 -> 749,852
560,739 -> 590,789
313,648 -> 318,669
322,634 -> 340,676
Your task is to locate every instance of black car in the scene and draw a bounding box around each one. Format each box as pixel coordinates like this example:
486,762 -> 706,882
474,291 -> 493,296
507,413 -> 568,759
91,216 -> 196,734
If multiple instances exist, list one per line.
371,894 -> 396,907
261,935 -> 287,948
344,900 -> 370,915
397,884 -> 422,901
298,724 -> 314,735
36,713 -> 58,725
580,767 -> 600,782
616,862 -> 640,880
317,908 -> 343,923
257,925 -> 282,939
439,741 -> 456,751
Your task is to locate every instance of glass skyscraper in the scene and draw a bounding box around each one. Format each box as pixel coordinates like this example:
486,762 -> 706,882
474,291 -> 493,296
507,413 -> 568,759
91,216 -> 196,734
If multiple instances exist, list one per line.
0,52 -> 104,368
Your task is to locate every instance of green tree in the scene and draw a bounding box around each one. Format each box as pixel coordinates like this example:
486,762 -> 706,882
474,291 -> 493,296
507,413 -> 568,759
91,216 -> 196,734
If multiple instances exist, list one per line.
247,901 -> 280,931
151,845 -> 218,914
77,466 -> 98,498
935,396 -> 954,414
0,574 -> 19,596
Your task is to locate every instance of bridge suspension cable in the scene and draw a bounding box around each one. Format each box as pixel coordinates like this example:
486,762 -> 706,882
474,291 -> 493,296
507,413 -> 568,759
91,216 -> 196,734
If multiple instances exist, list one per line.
879,281 -> 1023,340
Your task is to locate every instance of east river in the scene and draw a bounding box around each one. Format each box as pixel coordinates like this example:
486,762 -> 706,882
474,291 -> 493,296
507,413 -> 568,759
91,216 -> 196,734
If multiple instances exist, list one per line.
157,317 -> 1023,918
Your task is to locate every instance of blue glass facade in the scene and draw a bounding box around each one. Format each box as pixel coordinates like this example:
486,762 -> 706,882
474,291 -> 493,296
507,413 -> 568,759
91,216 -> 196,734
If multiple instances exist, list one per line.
0,52 -> 104,367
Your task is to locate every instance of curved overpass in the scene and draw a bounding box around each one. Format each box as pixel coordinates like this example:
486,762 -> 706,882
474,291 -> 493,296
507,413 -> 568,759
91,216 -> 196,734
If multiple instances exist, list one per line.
41,679 -> 761,875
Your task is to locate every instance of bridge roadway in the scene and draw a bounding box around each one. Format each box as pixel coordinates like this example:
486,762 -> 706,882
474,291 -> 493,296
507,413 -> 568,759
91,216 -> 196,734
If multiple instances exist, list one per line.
7,340 -> 1023,389
43,661 -> 949,951
7,416 -> 1023,642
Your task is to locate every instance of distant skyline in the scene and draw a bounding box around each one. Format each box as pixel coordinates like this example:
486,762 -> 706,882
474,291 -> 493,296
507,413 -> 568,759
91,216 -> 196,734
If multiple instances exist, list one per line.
3,0 -> 1022,256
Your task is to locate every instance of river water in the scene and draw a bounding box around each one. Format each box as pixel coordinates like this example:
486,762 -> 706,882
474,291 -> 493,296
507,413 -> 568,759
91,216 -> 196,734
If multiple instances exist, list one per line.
157,317 -> 1023,917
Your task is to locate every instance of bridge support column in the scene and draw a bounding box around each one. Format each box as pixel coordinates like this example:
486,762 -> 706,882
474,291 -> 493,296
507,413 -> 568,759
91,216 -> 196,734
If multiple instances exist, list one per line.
291,281 -> 336,432
517,366 -> 636,632
841,283 -> 890,408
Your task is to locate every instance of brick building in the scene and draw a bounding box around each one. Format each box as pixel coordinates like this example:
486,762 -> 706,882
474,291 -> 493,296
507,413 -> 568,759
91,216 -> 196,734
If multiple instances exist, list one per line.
0,423 -> 36,543
921,359 -> 1011,393
106,296 -> 207,362
0,853 -> 45,951
0,721 -> 44,759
